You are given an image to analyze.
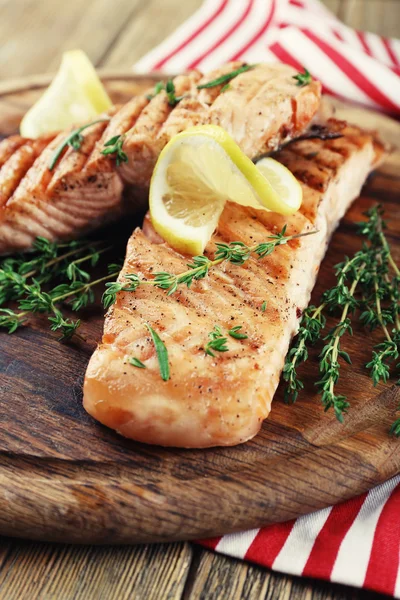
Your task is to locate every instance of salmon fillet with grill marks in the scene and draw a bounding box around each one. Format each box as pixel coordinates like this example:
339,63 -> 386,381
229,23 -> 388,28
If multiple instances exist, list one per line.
0,62 -> 321,254
83,125 -> 384,448
119,62 -> 321,188
0,121 -> 124,254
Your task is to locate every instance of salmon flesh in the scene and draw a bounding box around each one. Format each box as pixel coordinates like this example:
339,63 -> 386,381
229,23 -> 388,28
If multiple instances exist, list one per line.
83,125 -> 384,447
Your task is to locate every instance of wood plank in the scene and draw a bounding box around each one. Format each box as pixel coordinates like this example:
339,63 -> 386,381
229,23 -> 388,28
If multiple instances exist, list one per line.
0,0 -> 143,79
0,537 -> 192,600
103,0 -> 203,68
186,549 -> 385,599
341,0 -> 400,38
320,0 -> 342,15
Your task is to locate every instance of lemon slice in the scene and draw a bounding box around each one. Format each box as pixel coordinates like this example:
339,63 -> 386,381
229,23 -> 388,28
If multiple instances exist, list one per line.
20,50 -> 112,138
149,125 -> 302,255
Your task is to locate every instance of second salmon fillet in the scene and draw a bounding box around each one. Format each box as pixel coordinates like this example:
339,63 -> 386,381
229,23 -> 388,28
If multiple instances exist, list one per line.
0,62 -> 320,254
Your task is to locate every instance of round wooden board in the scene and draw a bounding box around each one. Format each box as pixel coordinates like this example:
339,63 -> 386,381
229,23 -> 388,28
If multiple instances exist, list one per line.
0,74 -> 399,545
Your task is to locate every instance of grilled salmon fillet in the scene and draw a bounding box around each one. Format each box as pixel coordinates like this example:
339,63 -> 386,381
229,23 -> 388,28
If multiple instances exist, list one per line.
0,62 -> 320,254
83,125 -> 384,448
119,62 -> 321,188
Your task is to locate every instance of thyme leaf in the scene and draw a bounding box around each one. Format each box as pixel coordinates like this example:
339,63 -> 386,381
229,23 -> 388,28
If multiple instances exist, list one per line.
101,134 -> 128,166
197,64 -> 257,89
204,326 -> 229,357
293,68 -> 312,87
129,357 -> 146,369
145,323 -> 170,381
228,325 -> 248,340
49,118 -> 109,170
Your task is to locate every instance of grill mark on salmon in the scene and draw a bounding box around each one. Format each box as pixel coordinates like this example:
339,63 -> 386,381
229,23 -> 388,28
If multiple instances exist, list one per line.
0,136 -> 54,208
0,136 -> 27,169
83,126 -> 385,448
87,97 -> 149,172
0,121 -> 124,253
209,64 -> 321,158
119,72 -> 203,188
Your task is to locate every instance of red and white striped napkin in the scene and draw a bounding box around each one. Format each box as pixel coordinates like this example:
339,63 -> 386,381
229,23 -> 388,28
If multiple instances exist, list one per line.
201,475 -> 400,598
135,1 -> 400,595
134,0 -> 400,115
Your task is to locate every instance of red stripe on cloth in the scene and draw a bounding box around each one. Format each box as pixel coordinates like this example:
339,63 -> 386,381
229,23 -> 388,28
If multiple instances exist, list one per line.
289,0 -> 305,7
269,41 -> 305,71
382,37 -> 400,68
153,0 -> 229,70
245,520 -> 295,567
198,536 -> 222,550
303,28 -> 399,113
188,0 -> 255,69
332,28 -> 345,42
356,30 -> 372,56
364,483 -> 400,597
302,493 -> 367,579
230,0 -> 276,60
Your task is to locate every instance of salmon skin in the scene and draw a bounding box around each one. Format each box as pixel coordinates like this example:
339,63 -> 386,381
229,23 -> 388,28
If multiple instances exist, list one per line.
83,125 -> 385,448
0,62 -> 321,254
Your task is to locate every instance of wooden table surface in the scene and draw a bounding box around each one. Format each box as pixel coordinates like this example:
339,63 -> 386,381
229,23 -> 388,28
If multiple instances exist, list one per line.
0,1 -> 398,598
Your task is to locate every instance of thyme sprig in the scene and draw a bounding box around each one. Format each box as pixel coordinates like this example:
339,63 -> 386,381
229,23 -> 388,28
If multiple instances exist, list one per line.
283,205 -> 400,435
145,79 -> 184,106
101,134 -> 128,166
197,64 -> 257,89
293,68 -> 312,87
0,271 -> 119,339
316,263 -> 364,421
203,324 -> 248,356
102,226 -> 317,306
283,304 -> 326,404
0,238 -> 116,339
204,326 -> 229,357
49,118 -> 109,170
0,238 -> 103,305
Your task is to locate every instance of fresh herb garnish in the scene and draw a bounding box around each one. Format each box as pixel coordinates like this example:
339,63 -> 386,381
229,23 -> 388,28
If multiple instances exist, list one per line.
165,79 -> 184,106
103,227 -> 317,303
145,324 -> 170,380
49,118 -> 109,170
197,64 -> 256,90
145,79 -> 183,107
261,301 -> 267,312
204,326 -> 229,357
283,304 -> 325,404
293,68 -> 312,87
228,325 -> 248,340
283,205 -> 400,435
0,238 -> 117,339
391,413 -> 400,437
146,81 -> 164,101
129,357 -> 146,369
102,274 -> 141,309
101,134 -> 128,166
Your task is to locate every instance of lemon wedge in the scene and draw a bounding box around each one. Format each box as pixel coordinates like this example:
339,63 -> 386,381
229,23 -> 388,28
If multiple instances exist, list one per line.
20,50 -> 112,138
149,125 -> 302,255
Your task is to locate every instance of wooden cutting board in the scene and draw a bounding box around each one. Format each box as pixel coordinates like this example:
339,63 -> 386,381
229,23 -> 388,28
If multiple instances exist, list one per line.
0,74 -> 399,545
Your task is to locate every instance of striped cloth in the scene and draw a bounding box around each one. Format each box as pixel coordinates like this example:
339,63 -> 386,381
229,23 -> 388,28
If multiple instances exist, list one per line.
134,0 -> 400,114
134,1 -> 400,595
201,476 -> 400,597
